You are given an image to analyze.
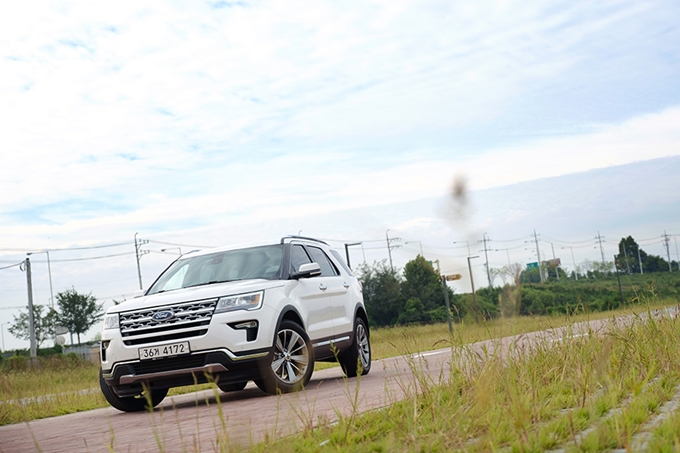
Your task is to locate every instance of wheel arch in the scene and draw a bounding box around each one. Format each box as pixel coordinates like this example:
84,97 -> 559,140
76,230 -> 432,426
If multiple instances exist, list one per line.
354,303 -> 370,335
276,305 -> 305,332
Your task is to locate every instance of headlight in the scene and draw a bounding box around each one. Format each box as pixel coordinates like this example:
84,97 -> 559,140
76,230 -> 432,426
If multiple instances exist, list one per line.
103,313 -> 119,330
215,291 -> 263,313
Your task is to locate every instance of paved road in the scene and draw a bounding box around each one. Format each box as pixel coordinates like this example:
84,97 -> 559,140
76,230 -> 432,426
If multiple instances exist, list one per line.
0,319 -> 610,453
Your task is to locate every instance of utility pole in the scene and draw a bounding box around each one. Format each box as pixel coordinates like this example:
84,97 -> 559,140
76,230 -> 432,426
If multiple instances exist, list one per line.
405,241 -> 424,257
495,249 -> 511,266
550,242 -> 559,281
467,256 -> 480,322
385,230 -> 401,271
562,246 -> 578,280
621,245 -> 631,274
663,230 -> 672,272
531,229 -> 545,283
23,258 -> 37,358
26,250 -> 55,309
440,270 -> 453,334
453,240 -> 471,256
480,233 -> 492,287
344,242 -> 362,269
134,232 -> 150,290
637,245 -> 644,274
614,255 -> 624,306
46,251 -> 54,309
595,231 -> 606,265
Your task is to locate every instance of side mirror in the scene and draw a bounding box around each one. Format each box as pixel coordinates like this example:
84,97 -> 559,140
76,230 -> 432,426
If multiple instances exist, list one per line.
133,289 -> 145,298
294,262 -> 322,279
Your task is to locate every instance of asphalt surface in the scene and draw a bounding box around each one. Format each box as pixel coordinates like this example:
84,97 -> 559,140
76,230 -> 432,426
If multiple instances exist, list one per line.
0,318 -> 616,453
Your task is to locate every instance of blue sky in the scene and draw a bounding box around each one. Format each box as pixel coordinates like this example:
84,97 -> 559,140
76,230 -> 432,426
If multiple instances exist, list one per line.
1,0 -> 680,349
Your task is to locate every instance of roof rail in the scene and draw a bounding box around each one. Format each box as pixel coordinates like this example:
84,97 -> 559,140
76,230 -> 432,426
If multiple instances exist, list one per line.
281,235 -> 329,246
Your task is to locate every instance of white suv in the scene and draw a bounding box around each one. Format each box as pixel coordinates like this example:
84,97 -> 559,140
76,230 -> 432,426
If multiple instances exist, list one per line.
99,236 -> 371,412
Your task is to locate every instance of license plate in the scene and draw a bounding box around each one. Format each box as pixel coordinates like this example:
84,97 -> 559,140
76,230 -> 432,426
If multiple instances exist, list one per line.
138,342 -> 190,360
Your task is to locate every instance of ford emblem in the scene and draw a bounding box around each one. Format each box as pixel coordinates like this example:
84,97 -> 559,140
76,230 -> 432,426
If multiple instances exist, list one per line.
151,310 -> 174,322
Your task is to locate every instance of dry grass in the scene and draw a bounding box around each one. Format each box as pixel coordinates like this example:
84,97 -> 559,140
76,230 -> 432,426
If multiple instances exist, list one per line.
1,297 -> 676,430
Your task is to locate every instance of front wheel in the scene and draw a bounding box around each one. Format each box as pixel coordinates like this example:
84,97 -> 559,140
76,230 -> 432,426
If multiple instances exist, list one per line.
340,318 -> 371,378
255,320 -> 314,395
99,368 -> 168,412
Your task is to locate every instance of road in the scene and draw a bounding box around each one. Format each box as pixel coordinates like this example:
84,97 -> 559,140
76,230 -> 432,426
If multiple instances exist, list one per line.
0,319 -> 611,453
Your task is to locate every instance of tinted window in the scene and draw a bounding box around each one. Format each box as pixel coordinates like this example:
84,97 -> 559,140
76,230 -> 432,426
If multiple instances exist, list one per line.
307,246 -> 338,277
290,244 -> 312,274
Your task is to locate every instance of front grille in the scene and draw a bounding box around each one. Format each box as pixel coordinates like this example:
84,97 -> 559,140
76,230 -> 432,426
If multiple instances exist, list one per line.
120,298 -> 217,346
132,353 -> 208,375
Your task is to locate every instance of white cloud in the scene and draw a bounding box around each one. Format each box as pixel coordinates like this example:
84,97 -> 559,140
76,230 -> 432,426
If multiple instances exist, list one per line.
1,0 -> 680,348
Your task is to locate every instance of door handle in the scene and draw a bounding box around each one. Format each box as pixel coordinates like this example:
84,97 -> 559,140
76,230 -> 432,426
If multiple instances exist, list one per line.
319,283 -> 328,291
343,282 -> 350,288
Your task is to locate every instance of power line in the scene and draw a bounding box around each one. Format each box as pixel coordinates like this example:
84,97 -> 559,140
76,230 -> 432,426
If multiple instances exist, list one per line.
147,240 -> 215,248
540,234 -> 599,245
0,241 -> 132,253
28,251 -> 137,263
0,262 -> 23,271
490,235 -> 531,243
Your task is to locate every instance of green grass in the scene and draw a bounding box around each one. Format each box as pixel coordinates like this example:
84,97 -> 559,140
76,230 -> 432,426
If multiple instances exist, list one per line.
244,299 -> 680,452
0,297 -> 677,429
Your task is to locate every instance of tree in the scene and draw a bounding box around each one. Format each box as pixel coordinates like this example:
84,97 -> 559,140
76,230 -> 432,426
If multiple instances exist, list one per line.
643,254 -> 670,273
499,263 -> 523,317
591,260 -> 614,277
616,236 -> 640,274
489,267 -> 505,286
520,266 -> 542,283
356,261 -> 404,327
615,236 -> 672,274
55,288 -> 103,345
401,255 -> 453,323
580,259 -> 594,278
9,304 -> 58,348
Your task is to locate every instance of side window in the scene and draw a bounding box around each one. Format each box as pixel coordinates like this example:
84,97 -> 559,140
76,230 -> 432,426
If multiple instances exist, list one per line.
290,244 -> 312,274
307,247 -> 339,277
329,249 -> 354,276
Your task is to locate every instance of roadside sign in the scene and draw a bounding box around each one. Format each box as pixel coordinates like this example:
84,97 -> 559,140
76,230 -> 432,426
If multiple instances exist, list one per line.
445,274 -> 462,281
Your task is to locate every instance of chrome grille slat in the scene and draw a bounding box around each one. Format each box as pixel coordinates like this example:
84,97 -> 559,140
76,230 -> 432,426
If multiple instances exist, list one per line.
119,298 -> 217,346
120,308 -> 214,326
122,325 -> 207,340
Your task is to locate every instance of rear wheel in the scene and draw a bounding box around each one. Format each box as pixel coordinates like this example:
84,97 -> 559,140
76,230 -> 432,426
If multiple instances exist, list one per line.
99,368 -> 168,412
255,320 -> 314,395
340,318 -> 371,378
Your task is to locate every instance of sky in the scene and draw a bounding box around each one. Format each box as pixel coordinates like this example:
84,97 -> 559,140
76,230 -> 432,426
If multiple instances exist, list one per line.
1,0 -> 679,350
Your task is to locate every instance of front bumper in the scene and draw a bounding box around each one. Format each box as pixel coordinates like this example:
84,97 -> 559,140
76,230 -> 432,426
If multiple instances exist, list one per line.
102,348 -> 271,397
100,304 -> 279,397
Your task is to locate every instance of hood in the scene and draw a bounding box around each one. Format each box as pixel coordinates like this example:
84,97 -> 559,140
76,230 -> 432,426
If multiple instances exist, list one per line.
107,279 -> 285,313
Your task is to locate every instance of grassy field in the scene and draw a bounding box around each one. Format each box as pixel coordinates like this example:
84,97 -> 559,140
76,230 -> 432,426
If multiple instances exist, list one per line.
247,301 -> 680,452
1,297 -> 678,430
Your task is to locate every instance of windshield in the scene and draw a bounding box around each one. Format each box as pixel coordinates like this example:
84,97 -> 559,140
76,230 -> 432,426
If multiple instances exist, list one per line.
147,245 -> 283,295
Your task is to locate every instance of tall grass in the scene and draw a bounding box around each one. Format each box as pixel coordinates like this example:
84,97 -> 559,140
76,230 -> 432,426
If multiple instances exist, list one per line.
247,301 -> 680,452
1,297 -> 677,432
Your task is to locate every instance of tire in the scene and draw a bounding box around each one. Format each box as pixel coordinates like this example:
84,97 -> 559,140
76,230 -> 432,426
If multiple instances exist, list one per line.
255,320 -> 314,395
340,318 -> 371,378
217,380 -> 247,393
99,368 -> 168,412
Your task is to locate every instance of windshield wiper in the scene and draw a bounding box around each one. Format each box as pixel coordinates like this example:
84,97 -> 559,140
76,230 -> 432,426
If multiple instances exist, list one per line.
184,279 -> 239,289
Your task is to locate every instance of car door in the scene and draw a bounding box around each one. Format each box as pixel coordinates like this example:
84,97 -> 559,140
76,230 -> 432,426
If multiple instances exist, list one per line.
305,246 -> 353,342
288,244 -> 335,342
